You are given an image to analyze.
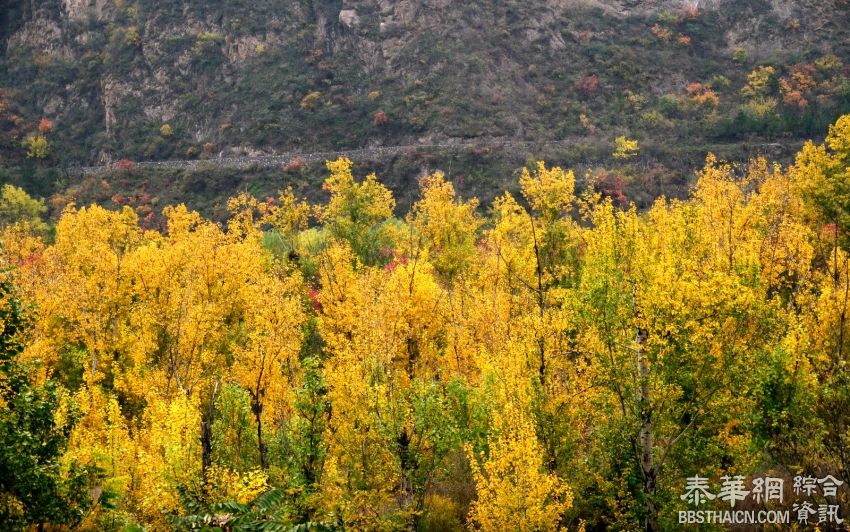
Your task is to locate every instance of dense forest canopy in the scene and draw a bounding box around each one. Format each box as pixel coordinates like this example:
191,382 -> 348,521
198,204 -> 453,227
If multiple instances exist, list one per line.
2,114 -> 850,530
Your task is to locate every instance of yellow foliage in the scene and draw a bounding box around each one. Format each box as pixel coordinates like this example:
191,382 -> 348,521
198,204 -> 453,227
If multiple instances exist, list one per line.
0,184 -> 47,229
319,157 -> 395,227
262,186 -> 310,244
741,65 -> 776,99
204,465 -> 269,504
467,401 -> 572,531
300,91 -> 322,110
7,116 -> 850,530
409,171 -> 481,280
23,134 -> 49,159
520,162 -> 575,220
613,135 -> 639,159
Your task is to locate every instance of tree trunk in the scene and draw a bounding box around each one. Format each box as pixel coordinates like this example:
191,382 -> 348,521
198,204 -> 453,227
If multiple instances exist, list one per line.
636,324 -> 658,532
530,216 -> 546,385
200,382 -> 219,484
200,417 -> 212,477
252,395 -> 268,469
397,428 -> 416,529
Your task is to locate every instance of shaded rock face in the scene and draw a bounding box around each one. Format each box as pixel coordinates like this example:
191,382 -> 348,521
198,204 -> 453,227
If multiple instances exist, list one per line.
339,8 -> 360,28
6,16 -> 64,55
62,0 -> 114,21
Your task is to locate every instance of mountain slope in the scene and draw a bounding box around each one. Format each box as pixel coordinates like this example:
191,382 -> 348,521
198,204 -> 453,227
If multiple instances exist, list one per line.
1,0 -> 850,210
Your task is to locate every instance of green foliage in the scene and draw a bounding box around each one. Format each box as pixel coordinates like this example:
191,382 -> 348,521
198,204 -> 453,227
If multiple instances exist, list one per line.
194,32 -> 225,53
318,158 -> 397,265
795,113 -> 850,243
732,47 -> 747,63
0,184 -> 49,235
213,384 -> 261,472
656,94 -> 682,117
708,74 -> 731,90
176,487 -> 335,531
639,110 -> 669,129
280,355 -> 329,491
0,271 -> 109,529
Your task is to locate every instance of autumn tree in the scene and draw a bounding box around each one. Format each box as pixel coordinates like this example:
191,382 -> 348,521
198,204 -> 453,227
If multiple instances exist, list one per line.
409,171 -> 481,283
317,157 -> 396,265
613,135 -> 639,159
231,273 -> 305,470
0,268 -> 108,528
781,114 -> 850,491
23,134 -> 49,159
572,155 -> 802,530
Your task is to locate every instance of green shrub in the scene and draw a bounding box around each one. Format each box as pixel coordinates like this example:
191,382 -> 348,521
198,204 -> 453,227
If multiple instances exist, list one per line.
732,47 -> 747,63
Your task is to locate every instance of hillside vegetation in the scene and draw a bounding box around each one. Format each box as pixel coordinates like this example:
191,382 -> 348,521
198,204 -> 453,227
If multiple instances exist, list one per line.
2,0 -> 850,212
